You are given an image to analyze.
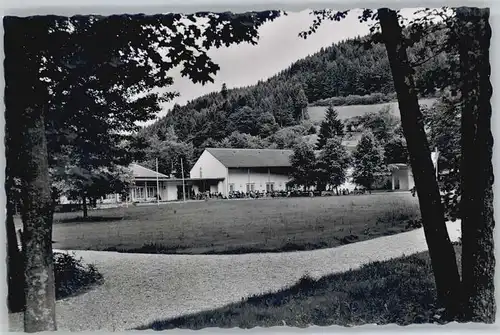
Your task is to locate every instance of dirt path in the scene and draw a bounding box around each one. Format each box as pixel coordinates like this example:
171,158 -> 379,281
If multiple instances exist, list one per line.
8,221 -> 461,331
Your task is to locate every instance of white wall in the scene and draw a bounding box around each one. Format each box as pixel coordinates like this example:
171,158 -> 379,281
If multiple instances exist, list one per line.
190,150 -> 229,196
408,170 -> 415,190
159,182 -> 169,201
217,181 -> 225,194
392,168 -> 413,191
190,150 -> 227,179
227,168 -> 290,193
166,183 -> 178,201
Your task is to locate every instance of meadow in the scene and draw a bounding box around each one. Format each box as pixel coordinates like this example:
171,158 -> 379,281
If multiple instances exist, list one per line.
307,98 -> 437,123
17,192 -> 422,254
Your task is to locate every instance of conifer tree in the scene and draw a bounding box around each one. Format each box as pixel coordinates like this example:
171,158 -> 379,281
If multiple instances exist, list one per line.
316,105 -> 344,149
352,131 -> 383,192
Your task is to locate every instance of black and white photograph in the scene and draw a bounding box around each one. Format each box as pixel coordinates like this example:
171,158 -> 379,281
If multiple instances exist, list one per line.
2,0 -> 496,332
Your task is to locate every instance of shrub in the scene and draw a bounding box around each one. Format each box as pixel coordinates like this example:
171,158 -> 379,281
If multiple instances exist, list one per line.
54,252 -> 104,299
311,93 -> 397,107
8,251 -> 104,312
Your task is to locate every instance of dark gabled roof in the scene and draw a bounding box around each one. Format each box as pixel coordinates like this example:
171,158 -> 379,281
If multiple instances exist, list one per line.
206,148 -> 294,168
130,163 -> 169,178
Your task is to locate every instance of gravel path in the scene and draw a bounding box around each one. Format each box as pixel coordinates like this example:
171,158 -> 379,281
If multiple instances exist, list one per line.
8,221 -> 461,332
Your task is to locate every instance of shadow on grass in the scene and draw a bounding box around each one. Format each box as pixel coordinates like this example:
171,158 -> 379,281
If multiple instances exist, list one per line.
136,245 -> 462,330
102,236 -> 369,255
104,243 -> 187,254
105,241 -> 337,255
59,216 -> 125,223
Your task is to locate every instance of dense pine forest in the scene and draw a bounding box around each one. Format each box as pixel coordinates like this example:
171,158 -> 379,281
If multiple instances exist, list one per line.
136,30 -> 448,175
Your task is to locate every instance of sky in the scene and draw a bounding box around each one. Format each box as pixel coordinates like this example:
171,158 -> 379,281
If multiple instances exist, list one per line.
149,8 -> 421,124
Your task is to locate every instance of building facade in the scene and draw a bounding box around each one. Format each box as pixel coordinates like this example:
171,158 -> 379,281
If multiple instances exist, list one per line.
389,163 -> 415,191
59,147 -> 366,207
128,163 -> 223,202
189,148 -> 294,197
189,148 -> 357,197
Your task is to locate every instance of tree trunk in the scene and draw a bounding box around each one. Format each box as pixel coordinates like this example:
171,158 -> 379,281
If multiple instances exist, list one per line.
6,191 -> 26,312
378,8 -> 462,318
19,107 -> 57,331
5,118 -> 26,313
457,7 -> 495,322
82,196 -> 88,218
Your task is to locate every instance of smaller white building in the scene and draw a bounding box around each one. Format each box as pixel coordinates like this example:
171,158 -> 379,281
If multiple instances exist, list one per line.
58,163 -> 221,206
127,163 -> 223,202
389,163 -> 415,191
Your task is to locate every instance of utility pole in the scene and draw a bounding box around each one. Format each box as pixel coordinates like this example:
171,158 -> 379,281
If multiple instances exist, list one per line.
435,153 -> 438,180
181,158 -> 186,202
156,158 -> 160,207
432,147 -> 439,180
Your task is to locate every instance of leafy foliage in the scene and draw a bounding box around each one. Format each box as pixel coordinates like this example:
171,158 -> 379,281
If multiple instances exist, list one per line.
138,127 -> 195,178
54,252 -> 104,299
52,165 -> 133,204
420,95 -> 462,221
384,137 -> 409,164
289,142 -> 318,190
347,106 -> 400,144
316,138 -> 351,191
352,132 -> 384,190
4,11 -> 282,202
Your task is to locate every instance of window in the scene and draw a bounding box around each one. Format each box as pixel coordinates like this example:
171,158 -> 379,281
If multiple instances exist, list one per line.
266,182 -> 275,192
147,187 -> 156,198
246,183 -> 255,192
229,184 -> 235,192
135,187 -> 144,199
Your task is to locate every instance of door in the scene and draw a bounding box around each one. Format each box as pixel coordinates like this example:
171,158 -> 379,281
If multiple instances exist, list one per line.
266,183 -> 274,192
394,176 -> 400,190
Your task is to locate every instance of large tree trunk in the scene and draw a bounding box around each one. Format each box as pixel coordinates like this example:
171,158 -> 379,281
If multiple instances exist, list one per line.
19,107 -> 57,332
378,8 -> 462,318
457,7 -> 495,322
5,110 -> 26,313
5,190 -> 26,313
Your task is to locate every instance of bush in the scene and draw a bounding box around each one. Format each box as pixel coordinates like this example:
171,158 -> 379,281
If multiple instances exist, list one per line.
8,251 -> 104,313
54,203 -> 82,213
311,93 -> 397,107
53,252 -> 104,299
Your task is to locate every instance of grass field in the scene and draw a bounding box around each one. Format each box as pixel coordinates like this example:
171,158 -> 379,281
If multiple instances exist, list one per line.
307,98 -> 436,123
139,244 -> 462,329
21,192 -> 421,254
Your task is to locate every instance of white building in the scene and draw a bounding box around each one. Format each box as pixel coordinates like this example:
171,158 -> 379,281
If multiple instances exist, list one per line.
190,148 -> 293,197
128,163 -> 223,202
57,147 -> 363,207
58,163 -> 213,206
389,163 -> 415,191
189,148 -> 357,197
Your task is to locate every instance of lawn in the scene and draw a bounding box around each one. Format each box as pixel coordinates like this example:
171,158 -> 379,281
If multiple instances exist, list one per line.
138,244 -> 463,330
307,98 -> 436,123
23,192 -> 421,254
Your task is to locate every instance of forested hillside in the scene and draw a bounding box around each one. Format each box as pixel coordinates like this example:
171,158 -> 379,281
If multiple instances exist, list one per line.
136,29 -> 448,175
